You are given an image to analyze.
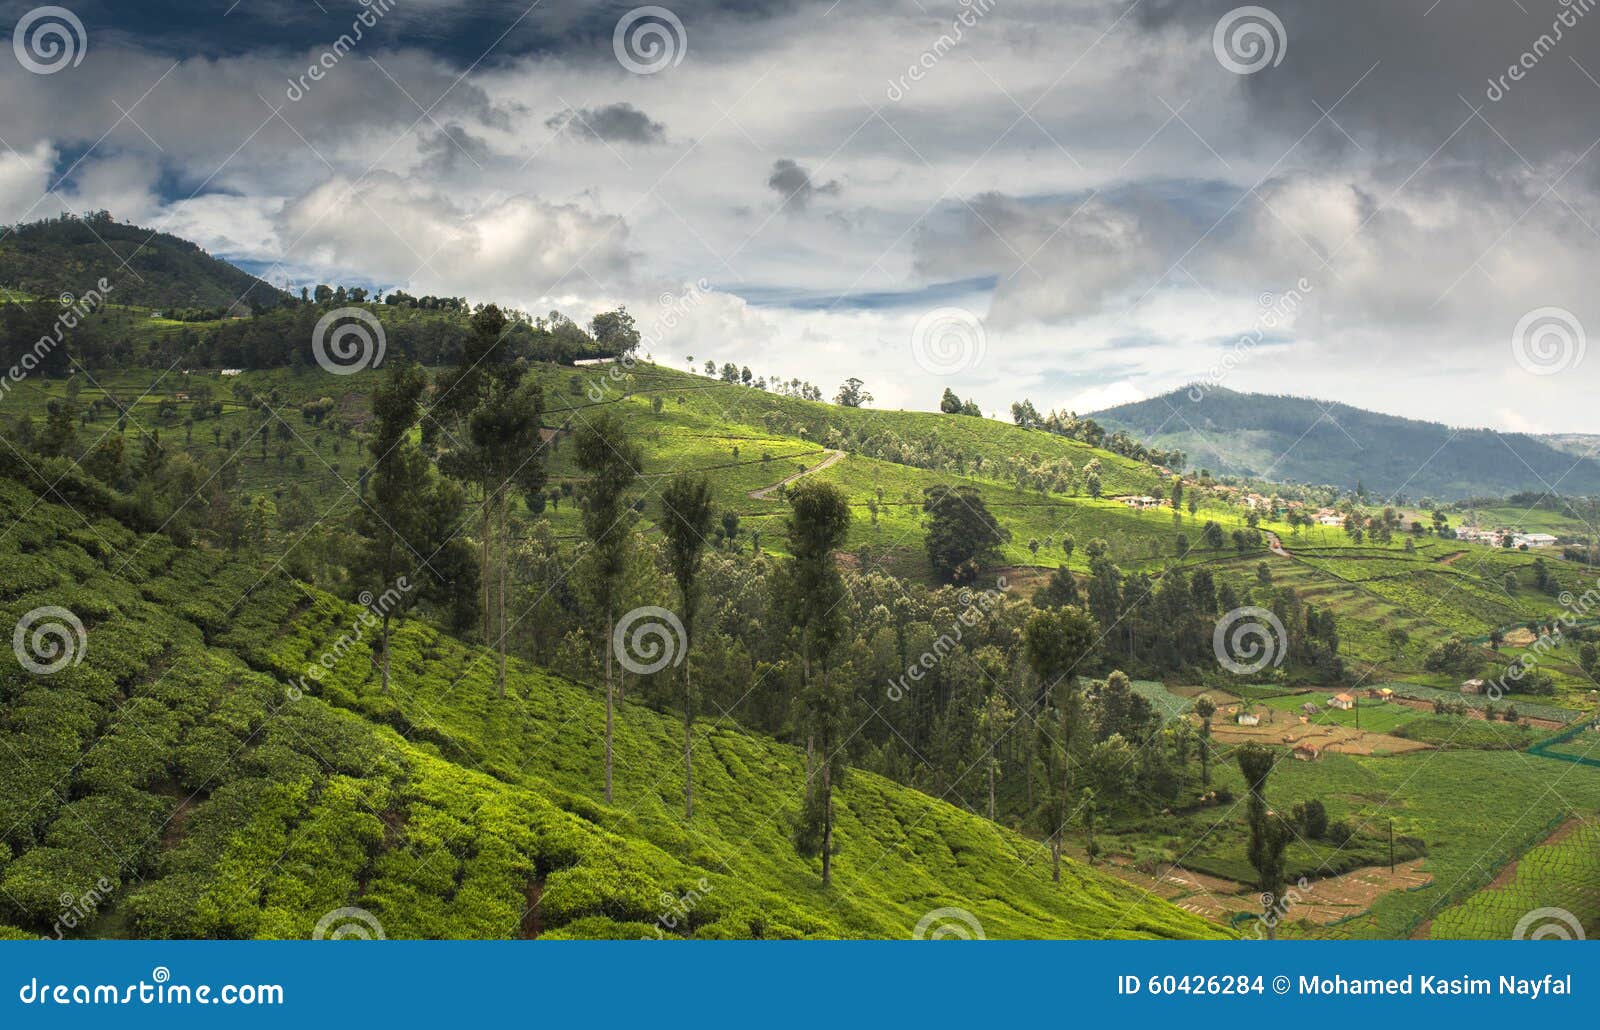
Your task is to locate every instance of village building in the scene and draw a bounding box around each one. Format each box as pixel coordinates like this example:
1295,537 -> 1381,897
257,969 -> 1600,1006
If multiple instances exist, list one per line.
1329,693 -> 1355,711
1461,679 -> 1486,695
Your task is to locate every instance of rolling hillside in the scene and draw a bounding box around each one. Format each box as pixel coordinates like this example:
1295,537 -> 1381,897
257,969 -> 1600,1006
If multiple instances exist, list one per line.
0,213 -> 292,313
1092,388 -> 1600,500
0,468 -> 1221,940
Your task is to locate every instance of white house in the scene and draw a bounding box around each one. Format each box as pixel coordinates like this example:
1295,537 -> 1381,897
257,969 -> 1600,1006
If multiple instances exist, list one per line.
1328,693 -> 1355,711
1513,533 -> 1558,548
1236,712 -> 1261,727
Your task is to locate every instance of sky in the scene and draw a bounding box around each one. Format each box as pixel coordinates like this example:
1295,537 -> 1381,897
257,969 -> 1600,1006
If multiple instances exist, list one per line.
3,0 -> 1599,432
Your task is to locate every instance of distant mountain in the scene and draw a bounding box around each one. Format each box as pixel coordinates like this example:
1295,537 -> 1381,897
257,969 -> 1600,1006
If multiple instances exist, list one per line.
0,212 -> 291,313
1091,387 -> 1600,500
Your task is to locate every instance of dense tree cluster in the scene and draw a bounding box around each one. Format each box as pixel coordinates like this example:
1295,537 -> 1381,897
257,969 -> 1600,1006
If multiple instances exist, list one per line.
1010,399 -> 1187,470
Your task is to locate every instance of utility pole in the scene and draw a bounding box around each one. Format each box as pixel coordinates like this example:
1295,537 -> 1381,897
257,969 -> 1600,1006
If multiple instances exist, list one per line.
1389,820 -> 1395,873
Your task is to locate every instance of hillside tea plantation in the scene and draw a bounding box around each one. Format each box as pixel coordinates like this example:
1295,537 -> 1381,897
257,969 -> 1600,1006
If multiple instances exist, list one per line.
0,475 -> 1220,940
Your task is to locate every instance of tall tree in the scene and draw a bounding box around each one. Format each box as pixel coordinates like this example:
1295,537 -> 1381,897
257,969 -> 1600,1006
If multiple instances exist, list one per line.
433,304 -> 518,651
922,484 -> 1008,583
574,413 -> 643,803
978,689 -> 1016,822
784,480 -> 852,886
1023,605 -> 1100,882
354,358 -> 462,692
458,377 -> 548,696
1193,695 -> 1217,786
1236,743 -> 1293,938
659,473 -> 715,819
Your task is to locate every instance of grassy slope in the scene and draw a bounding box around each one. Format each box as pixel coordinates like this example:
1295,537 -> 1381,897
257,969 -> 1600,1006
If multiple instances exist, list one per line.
0,475 -> 1221,940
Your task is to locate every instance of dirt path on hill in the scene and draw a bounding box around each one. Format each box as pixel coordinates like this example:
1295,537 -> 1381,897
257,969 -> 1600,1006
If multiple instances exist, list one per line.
748,449 -> 845,500
1266,531 -> 1291,557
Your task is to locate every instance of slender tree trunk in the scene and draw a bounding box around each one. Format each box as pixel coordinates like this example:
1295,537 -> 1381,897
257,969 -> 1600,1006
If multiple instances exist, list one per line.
1051,832 -> 1061,883
987,758 -> 996,822
821,759 -> 833,887
481,494 -> 492,648
801,645 -> 814,785
497,493 -> 507,698
604,609 -> 614,804
683,628 -> 694,820
1200,727 -> 1211,785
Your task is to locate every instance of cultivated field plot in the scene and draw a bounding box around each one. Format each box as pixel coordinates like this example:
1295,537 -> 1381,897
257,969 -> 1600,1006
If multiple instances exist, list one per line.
1425,819 -> 1600,939
1382,684 -> 1579,724
1206,701 -> 1430,756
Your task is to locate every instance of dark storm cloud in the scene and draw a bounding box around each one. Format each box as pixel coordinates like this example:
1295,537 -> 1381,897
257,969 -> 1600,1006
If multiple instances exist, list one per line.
1135,0 -> 1600,170
545,103 -> 666,144
2,0 -> 839,64
767,158 -> 840,211
418,123 -> 494,170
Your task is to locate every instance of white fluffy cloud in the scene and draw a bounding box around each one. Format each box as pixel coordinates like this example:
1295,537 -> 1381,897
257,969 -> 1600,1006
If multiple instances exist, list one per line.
0,141 -> 57,223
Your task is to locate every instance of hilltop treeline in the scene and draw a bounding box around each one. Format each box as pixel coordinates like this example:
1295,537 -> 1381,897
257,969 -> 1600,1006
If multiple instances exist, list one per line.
0,295 -> 632,374
0,212 -> 292,312
1010,399 -> 1187,470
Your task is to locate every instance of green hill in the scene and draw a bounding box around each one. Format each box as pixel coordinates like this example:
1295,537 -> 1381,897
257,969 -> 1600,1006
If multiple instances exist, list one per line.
0,213 -> 292,314
1092,387 -> 1600,500
0,467 -> 1220,940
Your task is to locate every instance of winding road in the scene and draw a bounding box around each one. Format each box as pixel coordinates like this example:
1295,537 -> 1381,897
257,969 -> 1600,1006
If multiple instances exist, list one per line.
748,449 -> 846,500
